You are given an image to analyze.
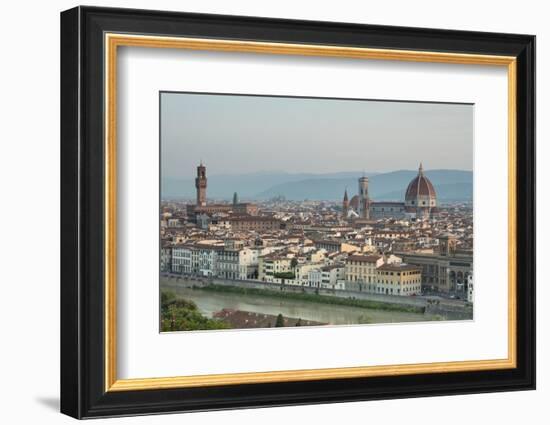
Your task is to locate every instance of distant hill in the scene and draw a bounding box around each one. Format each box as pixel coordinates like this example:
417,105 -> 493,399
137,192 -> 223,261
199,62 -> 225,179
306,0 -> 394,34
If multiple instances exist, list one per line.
161,171 -> 378,200
162,169 -> 473,202
255,170 -> 473,201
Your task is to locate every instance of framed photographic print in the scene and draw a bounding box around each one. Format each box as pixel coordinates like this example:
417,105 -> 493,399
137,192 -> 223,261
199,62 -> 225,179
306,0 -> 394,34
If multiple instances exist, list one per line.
60,6 -> 536,419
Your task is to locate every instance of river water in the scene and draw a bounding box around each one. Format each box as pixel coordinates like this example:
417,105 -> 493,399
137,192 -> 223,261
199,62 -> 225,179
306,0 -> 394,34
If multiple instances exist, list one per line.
161,278 -> 436,326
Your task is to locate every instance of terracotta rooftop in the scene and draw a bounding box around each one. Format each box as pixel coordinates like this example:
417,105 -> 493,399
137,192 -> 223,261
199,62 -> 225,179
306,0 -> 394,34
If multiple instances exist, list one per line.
378,263 -> 422,272
346,254 -> 382,263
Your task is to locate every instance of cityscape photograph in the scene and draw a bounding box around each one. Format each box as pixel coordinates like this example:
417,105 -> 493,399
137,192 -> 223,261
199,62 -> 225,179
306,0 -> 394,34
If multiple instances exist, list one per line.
159,92 -> 474,332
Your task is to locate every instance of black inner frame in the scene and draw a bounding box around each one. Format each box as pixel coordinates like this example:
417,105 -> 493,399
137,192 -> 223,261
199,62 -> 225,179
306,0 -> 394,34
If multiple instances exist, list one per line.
60,6 -> 535,419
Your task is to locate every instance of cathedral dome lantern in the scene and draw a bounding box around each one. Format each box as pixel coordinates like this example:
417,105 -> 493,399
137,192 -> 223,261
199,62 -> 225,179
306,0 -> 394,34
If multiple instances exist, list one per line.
404,163 -> 437,217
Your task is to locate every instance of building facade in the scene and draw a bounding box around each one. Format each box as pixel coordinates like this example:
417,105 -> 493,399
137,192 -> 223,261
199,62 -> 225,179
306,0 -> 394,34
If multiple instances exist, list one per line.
228,216 -> 282,232
258,254 -> 293,282
160,244 -> 172,273
171,244 -> 194,274
396,234 -> 473,294
216,247 -> 261,280
369,202 -> 406,219
344,254 -> 384,292
312,239 -> 357,253
467,273 -> 474,303
320,264 -> 346,290
376,263 -> 422,296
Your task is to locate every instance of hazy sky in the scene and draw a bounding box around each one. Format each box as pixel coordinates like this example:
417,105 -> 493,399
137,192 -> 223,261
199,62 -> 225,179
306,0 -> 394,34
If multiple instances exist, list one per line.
161,92 -> 473,179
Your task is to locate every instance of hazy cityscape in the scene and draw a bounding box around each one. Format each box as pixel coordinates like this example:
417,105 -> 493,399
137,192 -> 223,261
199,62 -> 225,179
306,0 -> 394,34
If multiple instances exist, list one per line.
159,93 -> 473,332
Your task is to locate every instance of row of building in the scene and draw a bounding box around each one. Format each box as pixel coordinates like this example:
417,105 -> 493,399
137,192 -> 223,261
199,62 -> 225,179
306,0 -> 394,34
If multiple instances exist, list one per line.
163,240 -> 425,297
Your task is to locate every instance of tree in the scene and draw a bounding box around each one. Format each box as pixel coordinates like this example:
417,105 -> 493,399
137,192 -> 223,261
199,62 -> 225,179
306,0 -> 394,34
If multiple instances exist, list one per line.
160,290 -> 230,332
295,318 -> 302,326
274,271 -> 295,280
161,290 -> 177,307
290,257 -> 298,269
275,313 -> 285,327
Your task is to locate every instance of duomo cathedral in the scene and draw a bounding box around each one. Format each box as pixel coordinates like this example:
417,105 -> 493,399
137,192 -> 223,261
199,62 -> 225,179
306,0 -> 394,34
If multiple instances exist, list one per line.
343,163 -> 438,220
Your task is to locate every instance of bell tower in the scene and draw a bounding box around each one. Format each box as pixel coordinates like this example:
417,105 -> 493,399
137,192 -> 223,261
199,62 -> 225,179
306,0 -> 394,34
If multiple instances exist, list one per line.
358,176 -> 370,219
195,162 -> 207,207
342,189 -> 349,219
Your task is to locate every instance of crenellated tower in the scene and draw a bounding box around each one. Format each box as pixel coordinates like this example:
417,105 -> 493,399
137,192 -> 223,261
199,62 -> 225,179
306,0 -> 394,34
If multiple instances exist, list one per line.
195,162 -> 207,207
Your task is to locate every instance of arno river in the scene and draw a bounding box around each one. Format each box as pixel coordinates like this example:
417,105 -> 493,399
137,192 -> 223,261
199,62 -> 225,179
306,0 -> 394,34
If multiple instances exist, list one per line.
161,277 -> 438,326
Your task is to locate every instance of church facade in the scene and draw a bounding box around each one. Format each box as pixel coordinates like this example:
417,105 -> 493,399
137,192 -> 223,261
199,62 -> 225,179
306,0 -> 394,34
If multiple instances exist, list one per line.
343,163 -> 438,220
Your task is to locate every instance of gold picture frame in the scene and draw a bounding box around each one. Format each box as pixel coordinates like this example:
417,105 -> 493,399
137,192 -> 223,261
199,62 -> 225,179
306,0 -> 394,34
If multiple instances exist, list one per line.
104,33 -> 517,392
